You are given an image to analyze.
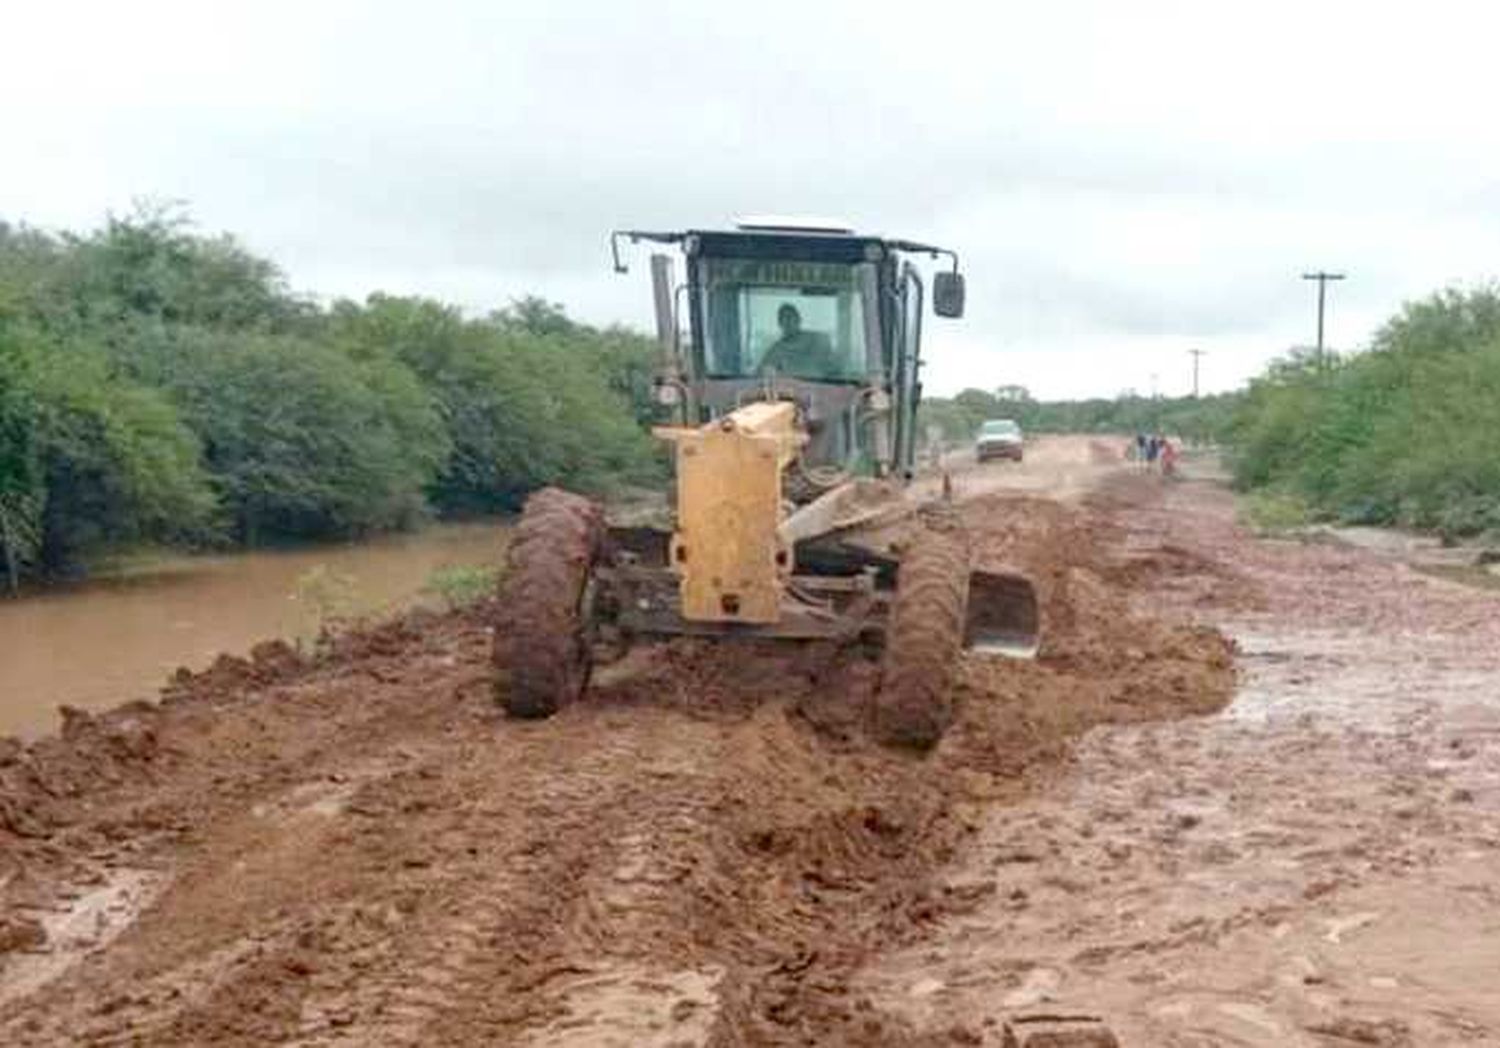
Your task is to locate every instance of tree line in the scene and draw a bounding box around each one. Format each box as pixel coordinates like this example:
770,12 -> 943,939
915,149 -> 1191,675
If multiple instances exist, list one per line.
10,205 -> 1492,593
0,207 -> 662,590
1225,285 -> 1500,539
923,283 -> 1500,542
919,386 -> 1239,448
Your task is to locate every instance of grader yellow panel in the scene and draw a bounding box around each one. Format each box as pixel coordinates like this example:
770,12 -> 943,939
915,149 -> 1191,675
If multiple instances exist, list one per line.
661,402 -> 804,623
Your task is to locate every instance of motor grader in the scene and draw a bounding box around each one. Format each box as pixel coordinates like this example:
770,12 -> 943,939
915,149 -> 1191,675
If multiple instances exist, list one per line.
493,218 -> 1039,747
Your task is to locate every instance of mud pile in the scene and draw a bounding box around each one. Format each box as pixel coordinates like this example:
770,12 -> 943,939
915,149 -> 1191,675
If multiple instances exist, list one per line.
0,489 -> 1238,1046
0,632 -> 358,848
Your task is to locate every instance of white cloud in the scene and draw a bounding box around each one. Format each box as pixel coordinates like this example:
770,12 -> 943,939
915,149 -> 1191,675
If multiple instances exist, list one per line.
5,0 -> 1500,397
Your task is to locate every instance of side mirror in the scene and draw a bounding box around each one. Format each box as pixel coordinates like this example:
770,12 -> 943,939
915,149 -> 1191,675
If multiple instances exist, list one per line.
933,271 -> 965,318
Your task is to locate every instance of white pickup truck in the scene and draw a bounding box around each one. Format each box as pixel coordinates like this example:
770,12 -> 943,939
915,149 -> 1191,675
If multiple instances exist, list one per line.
975,418 -> 1024,462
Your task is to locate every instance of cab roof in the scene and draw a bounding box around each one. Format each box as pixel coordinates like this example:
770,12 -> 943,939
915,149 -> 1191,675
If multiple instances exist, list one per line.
610,226 -> 955,272
732,215 -> 855,234
690,227 -> 886,264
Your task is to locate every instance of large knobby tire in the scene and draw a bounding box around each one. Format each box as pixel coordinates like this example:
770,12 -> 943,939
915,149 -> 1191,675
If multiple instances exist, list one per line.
872,528 -> 971,749
493,487 -> 603,719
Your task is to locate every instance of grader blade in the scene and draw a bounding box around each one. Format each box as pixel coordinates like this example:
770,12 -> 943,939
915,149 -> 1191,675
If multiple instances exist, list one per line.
964,567 -> 1040,658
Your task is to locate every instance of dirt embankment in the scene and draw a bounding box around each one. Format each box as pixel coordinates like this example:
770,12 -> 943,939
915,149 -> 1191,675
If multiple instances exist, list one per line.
0,466 -> 1236,1045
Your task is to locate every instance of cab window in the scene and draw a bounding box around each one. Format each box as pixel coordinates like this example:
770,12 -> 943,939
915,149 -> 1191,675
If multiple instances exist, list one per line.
699,258 -> 868,382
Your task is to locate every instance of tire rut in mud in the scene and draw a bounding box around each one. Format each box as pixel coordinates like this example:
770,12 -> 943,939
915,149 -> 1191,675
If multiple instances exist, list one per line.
289,735 -> 649,1046
0,481 -> 1243,1046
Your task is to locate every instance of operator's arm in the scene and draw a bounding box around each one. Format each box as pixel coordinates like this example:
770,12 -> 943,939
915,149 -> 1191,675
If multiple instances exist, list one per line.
757,338 -> 790,375
807,332 -> 841,377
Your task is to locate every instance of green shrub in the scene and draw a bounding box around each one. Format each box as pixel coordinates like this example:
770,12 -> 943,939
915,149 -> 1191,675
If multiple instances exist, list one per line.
157,327 -> 448,542
292,564 -> 360,632
0,207 -> 666,585
0,325 -> 216,576
1238,490 -> 1314,535
1227,285 -> 1500,539
328,294 -> 665,513
422,564 -> 499,610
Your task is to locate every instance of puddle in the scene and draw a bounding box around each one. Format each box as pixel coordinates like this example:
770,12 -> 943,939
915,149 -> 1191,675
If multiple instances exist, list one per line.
0,868 -> 164,1006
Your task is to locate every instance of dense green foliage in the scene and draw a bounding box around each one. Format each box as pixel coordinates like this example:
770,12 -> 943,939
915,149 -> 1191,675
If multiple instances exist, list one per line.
1227,286 -> 1500,538
21,205 -> 1491,594
0,207 -> 661,587
919,385 -> 1239,448
0,324 -> 215,585
926,286 -> 1500,541
326,296 -> 660,514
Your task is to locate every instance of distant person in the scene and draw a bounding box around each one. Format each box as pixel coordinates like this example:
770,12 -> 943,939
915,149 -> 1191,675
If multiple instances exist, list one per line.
1160,437 -> 1178,477
1145,434 -> 1161,471
759,304 -> 838,378
1132,433 -> 1146,463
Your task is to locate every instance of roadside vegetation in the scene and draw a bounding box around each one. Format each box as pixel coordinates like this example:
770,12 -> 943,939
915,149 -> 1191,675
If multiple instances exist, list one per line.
924,285 -> 1500,544
1235,490 -> 1315,536
1226,286 -> 1500,540
0,206 -> 663,590
11,204 -> 1495,589
422,564 -> 502,611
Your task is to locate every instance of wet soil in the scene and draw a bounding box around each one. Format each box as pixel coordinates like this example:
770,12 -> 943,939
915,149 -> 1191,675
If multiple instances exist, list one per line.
861,454 -> 1500,1046
2,438 -> 1493,1045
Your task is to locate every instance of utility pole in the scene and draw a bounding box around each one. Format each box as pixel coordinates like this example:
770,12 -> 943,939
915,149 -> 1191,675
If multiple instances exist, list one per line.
1187,348 -> 1206,397
1302,271 -> 1346,370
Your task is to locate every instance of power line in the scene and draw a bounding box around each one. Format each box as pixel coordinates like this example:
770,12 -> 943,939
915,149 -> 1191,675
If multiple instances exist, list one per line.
1187,348 -> 1206,397
1302,271 -> 1346,370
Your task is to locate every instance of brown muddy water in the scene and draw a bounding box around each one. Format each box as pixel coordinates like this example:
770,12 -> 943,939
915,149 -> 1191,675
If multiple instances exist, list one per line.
0,521 -> 507,739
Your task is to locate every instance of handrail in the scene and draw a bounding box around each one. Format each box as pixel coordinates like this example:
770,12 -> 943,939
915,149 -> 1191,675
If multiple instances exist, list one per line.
886,240 -> 960,274
610,229 -> 685,273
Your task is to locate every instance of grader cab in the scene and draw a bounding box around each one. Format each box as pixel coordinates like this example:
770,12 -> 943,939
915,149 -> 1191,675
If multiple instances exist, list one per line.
493,219 -> 1039,747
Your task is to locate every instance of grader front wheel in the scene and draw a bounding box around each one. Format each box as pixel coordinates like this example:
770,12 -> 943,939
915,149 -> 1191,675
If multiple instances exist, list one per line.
872,528 -> 970,748
493,487 -> 603,719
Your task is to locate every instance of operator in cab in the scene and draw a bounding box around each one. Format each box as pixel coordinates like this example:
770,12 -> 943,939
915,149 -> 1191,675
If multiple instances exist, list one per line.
759,303 -> 839,378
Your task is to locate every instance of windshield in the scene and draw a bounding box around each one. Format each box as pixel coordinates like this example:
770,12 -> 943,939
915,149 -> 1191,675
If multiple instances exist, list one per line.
980,420 -> 1020,436
699,258 -> 869,382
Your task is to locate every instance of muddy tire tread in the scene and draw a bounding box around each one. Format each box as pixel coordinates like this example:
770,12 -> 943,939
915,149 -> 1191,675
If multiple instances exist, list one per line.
493,487 -> 603,718
874,528 -> 970,748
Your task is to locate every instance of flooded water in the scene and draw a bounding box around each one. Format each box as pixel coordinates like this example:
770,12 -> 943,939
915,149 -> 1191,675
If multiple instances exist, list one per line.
0,521 -> 506,739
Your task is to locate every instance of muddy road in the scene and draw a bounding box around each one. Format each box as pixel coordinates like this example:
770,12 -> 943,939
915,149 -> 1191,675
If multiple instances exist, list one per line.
1,437 -> 1496,1045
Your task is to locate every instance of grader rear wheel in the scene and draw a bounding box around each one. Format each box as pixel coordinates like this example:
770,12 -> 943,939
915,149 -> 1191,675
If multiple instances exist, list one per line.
872,528 -> 970,748
493,487 -> 604,719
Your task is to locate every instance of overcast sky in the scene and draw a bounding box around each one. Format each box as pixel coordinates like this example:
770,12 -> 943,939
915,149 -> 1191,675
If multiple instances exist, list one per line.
4,1 -> 1499,397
